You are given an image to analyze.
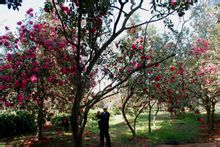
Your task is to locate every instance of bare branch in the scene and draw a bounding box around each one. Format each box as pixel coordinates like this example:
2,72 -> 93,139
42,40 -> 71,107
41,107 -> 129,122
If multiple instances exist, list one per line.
51,0 -> 76,47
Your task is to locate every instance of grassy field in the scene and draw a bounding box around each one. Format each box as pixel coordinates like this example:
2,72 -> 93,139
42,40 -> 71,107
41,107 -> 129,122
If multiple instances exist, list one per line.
1,109 -> 219,146
86,110 -> 202,145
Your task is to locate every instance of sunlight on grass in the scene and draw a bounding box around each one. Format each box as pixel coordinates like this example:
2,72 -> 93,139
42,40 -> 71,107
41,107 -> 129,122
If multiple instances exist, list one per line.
86,110 -> 203,145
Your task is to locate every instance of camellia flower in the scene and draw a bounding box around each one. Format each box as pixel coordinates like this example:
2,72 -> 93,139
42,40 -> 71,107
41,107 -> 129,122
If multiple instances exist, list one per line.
131,43 -> 136,49
17,94 -> 24,103
156,83 -> 161,89
48,76 -> 54,83
155,63 -> 160,67
170,66 -> 175,71
31,75 -> 38,83
145,55 -> 151,60
138,46 -> 143,50
17,21 -> 22,25
21,79 -> 27,89
135,63 -> 142,68
155,75 -> 161,82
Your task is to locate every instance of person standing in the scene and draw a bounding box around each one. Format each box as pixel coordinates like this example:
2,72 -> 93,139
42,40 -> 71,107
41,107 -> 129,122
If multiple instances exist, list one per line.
96,105 -> 111,147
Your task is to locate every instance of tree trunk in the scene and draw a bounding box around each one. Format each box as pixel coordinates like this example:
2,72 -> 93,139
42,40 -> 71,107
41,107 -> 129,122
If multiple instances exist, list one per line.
211,103 -> 216,131
71,101 -> 83,147
133,103 -> 148,136
72,129 -> 83,147
206,107 -> 211,133
122,99 -> 135,136
153,104 -> 160,127
211,108 -> 215,131
37,100 -> 44,138
148,106 -> 152,133
71,79 -> 85,147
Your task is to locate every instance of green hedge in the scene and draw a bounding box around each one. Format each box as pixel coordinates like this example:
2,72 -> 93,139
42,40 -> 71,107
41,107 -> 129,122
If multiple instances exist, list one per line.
0,111 -> 36,139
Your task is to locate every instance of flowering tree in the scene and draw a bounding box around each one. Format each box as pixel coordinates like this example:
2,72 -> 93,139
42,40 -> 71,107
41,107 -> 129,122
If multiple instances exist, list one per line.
43,1 -> 197,145
1,0 -> 195,146
0,9 -> 72,138
186,4 -> 220,132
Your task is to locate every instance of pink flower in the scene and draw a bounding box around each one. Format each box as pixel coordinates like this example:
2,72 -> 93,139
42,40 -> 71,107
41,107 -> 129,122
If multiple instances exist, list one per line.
5,101 -> 12,107
17,94 -> 23,103
4,41 -> 10,46
141,55 -> 145,60
119,68 -> 123,73
155,75 -> 161,82
136,63 -> 142,68
74,0 -> 79,6
138,46 -> 143,50
33,61 -> 39,66
170,66 -> 175,71
132,61 -> 136,66
89,72 -> 95,78
26,8 -> 33,14
44,62 -> 50,69
155,63 -> 160,67
15,80 -> 20,88
4,64 -> 10,69
61,68 -> 67,74
167,88 -> 172,95
31,75 -> 38,82
21,79 -> 27,89
145,55 -> 151,60
176,70 -> 183,74
156,83 -> 161,89
48,77 -> 54,83
59,41 -> 65,48
149,49 -> 153,53
29,21 -> 33,25
0,85 -> 8,90
170,76 -> 175,83
127,67 -> 132,73
17,21 -> 22,25
33,67 -> 38,73
29,8 -> 33,12
132,44 -> 136,49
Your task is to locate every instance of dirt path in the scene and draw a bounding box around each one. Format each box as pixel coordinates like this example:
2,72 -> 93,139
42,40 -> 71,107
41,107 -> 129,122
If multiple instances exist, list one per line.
197,119 -> 220,143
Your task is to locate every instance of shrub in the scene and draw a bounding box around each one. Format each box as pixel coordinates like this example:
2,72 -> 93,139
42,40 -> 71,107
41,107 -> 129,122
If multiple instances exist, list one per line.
0,111 -> 36,139
88,111 -> 98,121
51,113 -> 70,130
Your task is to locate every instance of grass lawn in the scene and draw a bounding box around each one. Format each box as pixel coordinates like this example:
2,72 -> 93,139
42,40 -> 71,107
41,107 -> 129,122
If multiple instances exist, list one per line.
86,110 -> 202,145
1,110 -> 218,146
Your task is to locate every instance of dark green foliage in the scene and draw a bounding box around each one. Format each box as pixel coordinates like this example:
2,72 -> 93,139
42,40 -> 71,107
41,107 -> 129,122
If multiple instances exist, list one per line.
51,113 -> 70,130
0,111 -> 36,139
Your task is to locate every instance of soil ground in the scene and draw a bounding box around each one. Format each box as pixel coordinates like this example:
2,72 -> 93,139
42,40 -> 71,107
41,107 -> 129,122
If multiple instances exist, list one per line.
2,119 -> 220,147
84,119 -> 220,147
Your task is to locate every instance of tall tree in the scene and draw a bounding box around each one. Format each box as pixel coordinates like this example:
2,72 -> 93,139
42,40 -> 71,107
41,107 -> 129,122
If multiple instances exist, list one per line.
44,1 -> 196,146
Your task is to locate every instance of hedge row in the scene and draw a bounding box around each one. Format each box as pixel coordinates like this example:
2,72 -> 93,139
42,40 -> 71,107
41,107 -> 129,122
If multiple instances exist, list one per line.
0,111 -> 36,139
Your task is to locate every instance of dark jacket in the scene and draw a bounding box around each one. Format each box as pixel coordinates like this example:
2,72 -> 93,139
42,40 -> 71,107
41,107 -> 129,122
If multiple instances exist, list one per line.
97,111 -> 110,130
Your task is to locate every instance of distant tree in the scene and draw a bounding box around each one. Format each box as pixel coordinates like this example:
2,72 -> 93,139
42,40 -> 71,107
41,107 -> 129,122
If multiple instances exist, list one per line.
0,0 -> 22,11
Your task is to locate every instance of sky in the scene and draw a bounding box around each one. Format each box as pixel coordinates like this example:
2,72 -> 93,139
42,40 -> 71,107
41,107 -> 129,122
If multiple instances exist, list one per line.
0,0 -> 45,35
0,1 -> 191,35
0,0 -> 217,36
0,0 -> 194,55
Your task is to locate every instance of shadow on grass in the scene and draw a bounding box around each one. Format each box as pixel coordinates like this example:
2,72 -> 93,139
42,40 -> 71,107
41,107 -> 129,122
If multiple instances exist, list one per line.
138,113 -> 201,144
